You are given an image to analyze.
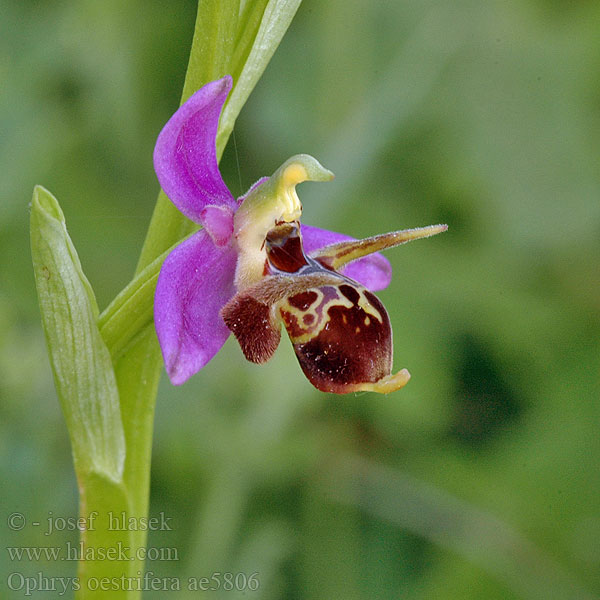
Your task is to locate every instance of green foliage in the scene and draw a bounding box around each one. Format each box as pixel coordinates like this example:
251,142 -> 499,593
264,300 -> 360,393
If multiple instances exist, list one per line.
30,186 -> 125,481
3,0 -> 599,599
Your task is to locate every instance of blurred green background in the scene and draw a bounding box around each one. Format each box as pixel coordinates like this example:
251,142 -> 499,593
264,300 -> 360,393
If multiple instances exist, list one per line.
1,0 -> 599,598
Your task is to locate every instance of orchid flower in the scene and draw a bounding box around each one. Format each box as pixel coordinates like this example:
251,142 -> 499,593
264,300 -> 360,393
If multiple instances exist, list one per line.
153,76 -> 446,393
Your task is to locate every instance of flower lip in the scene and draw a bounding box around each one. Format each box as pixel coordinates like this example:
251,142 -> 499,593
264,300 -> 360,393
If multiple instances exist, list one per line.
223,221 -> 420,394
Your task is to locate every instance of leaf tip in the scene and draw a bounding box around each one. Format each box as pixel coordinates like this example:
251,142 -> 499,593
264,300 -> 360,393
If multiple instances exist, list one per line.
31,185 -> 64,223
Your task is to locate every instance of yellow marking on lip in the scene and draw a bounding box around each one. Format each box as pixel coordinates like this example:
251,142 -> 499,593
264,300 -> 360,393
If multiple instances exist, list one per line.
280,286 -> 355,345
356,291 -> 383,323
280,284 -> 385,345
281,288 -> 324,336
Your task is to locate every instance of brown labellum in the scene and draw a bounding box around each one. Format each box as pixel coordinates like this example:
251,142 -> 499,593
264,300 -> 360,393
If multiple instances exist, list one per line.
279,282 -> 404,393
221,221 -> 419,394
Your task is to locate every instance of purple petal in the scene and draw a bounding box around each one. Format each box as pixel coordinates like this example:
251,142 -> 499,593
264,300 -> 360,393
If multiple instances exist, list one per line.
201,205 -> 234,246
154,76 -> 237,224
154,230 -> 237,385
301,224 -> 392,291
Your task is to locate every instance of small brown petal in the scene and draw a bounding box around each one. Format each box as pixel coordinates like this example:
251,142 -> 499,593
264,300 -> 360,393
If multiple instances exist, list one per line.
220,293 -> 281,364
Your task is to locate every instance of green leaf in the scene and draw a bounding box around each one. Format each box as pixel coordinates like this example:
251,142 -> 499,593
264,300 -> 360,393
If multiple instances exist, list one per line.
181,0 -> 241,102
98,252 -> 163,359
217,0 -> 302,152
30,185 -> 125,482
98,233 -> 194,360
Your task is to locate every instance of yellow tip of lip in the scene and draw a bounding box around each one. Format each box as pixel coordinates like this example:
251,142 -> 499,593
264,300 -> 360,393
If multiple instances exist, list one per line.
356,369 -> 411,394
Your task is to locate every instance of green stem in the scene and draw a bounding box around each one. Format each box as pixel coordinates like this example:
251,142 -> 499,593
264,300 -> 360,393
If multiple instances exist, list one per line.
76,327 -> 161,599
